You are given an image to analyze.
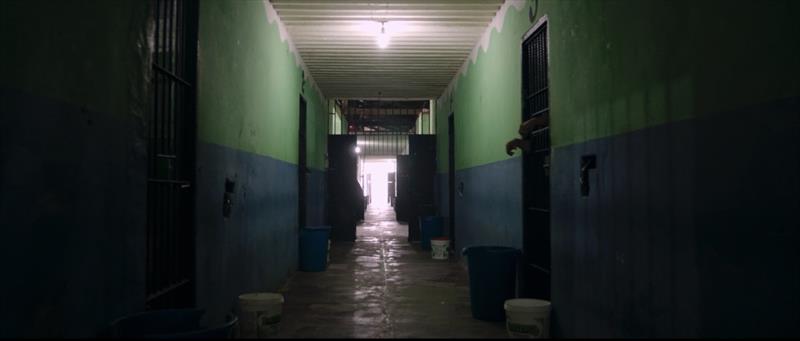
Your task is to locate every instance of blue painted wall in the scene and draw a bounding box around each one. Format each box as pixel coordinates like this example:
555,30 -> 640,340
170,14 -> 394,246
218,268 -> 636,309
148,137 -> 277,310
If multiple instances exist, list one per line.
453,157 -> 523,253
306,169 -> 327,226
434,173 -> 448,236
0,86 -> 148,338
550,98 -> 799,337
551,118 -> 698,336
195,142 -> 299,324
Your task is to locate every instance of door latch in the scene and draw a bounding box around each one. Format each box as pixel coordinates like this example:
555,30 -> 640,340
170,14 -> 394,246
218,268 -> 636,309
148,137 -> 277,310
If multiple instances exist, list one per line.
580,155 -> 596,197
223,178 -> 236,218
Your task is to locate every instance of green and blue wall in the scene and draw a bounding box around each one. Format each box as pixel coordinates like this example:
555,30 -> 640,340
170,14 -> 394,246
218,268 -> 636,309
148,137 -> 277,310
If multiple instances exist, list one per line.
195,0 -> 328,325
436,0 -> 799,337
0,0 -> 329,336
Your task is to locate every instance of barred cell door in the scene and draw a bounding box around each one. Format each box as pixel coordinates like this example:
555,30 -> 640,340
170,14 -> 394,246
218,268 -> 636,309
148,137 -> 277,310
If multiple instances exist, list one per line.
521,20 -> 551,300
146,0 -> 198,310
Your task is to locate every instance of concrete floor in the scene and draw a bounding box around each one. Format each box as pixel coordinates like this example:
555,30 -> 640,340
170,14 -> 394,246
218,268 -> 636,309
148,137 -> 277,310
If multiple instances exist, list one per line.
274,205 -> 509,338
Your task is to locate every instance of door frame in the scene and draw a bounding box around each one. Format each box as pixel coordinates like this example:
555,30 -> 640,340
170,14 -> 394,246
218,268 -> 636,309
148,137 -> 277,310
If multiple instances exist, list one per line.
520,15 -> 551,300
447,112 -> 456,251
145,0 -> 199,310
298,95 -> 308,230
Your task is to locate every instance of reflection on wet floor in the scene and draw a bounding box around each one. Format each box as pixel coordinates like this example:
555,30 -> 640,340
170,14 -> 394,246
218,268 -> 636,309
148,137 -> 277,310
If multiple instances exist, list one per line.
274,205 -> 508,338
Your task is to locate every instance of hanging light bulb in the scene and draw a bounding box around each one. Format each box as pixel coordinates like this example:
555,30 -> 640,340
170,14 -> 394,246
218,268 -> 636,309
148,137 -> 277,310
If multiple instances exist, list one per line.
376,21 -> 389,49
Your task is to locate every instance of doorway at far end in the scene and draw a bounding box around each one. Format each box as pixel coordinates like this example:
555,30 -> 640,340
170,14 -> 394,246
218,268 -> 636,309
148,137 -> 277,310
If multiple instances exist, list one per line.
359,157 -> 397,209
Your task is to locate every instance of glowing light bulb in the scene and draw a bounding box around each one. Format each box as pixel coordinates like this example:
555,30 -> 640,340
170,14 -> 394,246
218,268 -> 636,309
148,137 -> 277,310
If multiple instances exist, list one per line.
355,146 -> 362,154
376,23 -> 389,49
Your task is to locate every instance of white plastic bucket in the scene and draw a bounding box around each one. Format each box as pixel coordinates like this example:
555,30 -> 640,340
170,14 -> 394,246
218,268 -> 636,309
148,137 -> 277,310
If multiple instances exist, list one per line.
238,292 -> 284,338
431,238 -> 450,260
504,298 -> 551,338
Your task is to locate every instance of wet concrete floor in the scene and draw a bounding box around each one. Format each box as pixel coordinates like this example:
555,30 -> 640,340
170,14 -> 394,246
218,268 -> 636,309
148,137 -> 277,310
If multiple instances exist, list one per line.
274,205 -> 509,338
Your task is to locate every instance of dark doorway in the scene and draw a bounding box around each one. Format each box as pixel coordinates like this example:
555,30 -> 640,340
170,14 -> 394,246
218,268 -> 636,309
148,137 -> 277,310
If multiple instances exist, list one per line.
299,96 -> 307,230
521,20 -> 551,300
405,135 -> 437,242
327,135 -> 359,241
146,0 -> 198,310
447,113 -> 456,249
395,154 -> 411,224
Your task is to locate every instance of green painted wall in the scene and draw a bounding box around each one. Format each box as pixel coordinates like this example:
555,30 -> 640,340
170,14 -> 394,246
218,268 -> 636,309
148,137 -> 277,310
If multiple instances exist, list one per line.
198,0 -> 327,170
437,0 -> 800,172
303,81 -> 327,170
435,94 -> 452,172
328,100 -> 347,135
327,100 -> 342,134
415,112 -> 432,134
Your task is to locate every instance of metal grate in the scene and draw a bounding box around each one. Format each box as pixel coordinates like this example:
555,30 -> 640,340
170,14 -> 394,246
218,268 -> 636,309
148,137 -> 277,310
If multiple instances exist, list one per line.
330,100 -> 430,157
340,100 -> 428,133
354,132 -> 410,156
522,23 -> 550,151
521,21 -> 551,300
146,0 -> 197,309
522,22 -> 550,210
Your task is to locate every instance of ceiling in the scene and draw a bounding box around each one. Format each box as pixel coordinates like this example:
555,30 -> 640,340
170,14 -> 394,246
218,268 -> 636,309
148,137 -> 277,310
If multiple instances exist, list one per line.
270,0 -> 504,99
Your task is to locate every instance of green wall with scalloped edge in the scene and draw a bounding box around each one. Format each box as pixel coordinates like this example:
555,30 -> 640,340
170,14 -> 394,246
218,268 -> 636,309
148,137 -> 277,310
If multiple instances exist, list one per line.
198,0 -> 327,170
437,0 -> 799,172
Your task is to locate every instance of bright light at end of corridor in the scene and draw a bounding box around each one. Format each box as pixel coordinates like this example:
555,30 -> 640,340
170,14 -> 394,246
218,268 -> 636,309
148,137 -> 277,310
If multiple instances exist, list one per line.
376,22 -> 389,49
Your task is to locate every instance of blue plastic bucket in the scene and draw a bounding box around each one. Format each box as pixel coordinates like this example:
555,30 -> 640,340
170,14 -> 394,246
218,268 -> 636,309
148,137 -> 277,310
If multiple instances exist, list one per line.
462,246 -> 521,321
418,216 -> 444,250
299,226 -> 332,272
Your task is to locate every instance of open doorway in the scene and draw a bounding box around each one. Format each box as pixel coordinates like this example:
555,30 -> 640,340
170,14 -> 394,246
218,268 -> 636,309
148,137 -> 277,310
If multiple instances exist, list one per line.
359,157 -> 397,209
356,157 -> 400,238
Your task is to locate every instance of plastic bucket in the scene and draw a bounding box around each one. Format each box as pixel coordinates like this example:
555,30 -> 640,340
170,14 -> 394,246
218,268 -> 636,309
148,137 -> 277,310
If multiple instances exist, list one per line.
504,299 -> 551,338
431,237 -> 450,260
238,293 -> 284,338
462,246 -> 522,321
419,216 -> 444,250
299,226 -> 331,272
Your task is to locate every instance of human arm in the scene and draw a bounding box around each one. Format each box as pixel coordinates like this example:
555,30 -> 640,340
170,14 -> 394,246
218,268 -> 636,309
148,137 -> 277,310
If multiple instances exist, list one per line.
505,138 -> 531,156
518,114 -> 549,136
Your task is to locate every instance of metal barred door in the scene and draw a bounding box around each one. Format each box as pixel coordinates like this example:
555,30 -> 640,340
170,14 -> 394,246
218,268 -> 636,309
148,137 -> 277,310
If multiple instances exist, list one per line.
521,22 -> 551,300
146,0 -> 198,309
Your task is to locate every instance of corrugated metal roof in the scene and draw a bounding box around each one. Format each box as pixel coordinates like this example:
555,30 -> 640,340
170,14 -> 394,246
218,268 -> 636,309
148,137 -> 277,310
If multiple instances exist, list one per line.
270,0 -> 503,99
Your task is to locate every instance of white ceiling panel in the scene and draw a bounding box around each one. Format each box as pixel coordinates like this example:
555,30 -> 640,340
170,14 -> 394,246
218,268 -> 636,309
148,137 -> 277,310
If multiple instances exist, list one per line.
270,0 -> 503,99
